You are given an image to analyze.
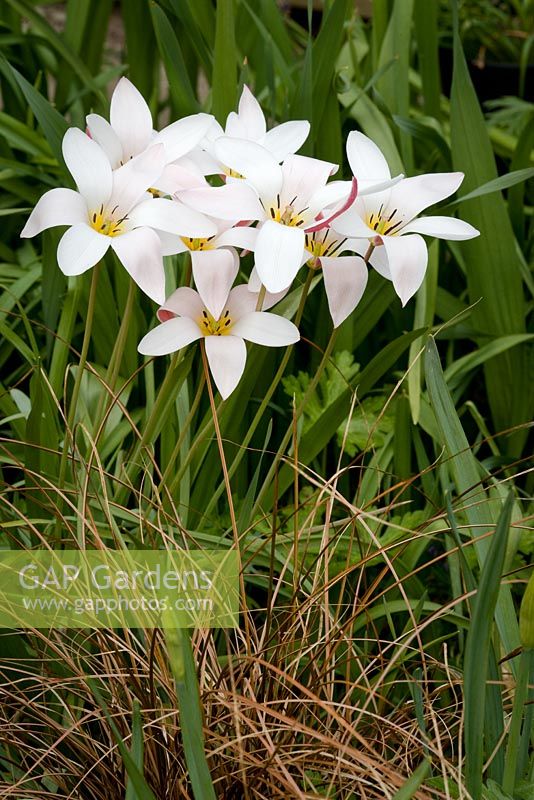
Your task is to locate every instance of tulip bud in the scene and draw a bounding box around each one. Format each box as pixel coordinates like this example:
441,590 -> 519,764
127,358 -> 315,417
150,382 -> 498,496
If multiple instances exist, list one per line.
519,570 -> 534,650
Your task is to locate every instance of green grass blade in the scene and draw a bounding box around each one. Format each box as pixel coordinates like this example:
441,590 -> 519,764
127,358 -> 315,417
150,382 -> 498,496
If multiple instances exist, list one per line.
125,700 -> 144,800
464,492 -> 514,800
392,759 -> 431,800
164,626 -> 217,800
424,337 -> 520,660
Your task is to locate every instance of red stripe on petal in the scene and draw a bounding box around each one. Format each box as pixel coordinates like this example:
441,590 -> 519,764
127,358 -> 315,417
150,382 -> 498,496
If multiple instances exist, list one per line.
305,177 -> 358,233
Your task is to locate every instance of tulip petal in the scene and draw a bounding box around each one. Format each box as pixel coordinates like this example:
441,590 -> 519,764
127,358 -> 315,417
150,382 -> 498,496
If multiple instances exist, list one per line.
156,231 -> 189,256
215,225 -> 258,251
111,227 -> 166,304
62,128 -> 112,210
86,114 -> 123,168
226,284 -> 259,318
281,154 -> 337,210
109,145 -> 165,216
320,255 -> 368,328
129,197 -> 217,237
138,316 -> 202,356
158,286 -> 204,321
110,77 -> 153,159
381,233 -> 428,306
331,201 -> 376,239
191,249 -> 238,319
158,113 -> 214,163
57,223 -> 110,276
21,188 -> 87,238
226,85 -> 266,140
214,137 -> 283,200
254,220 -> 305,293
153,163 -> 207,195
368,243 -> 391,278
401,215 -> 480,240
205,335 -> 247,399
232,311 -> 299,346
264,120 -> 310,161
346,130 -> 391,183
388,173 -> 465,226
179,183 -> 263,222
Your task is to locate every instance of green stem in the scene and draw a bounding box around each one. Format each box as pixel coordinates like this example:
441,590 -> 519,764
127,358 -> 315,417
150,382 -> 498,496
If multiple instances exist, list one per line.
198,268 -> 315,520
93,277 -> 136,436
503,649 -> 534,793
113,350 -> 186,505
55,263 -> 101,533
158,371 -> 206,494
255,284 -> 267,311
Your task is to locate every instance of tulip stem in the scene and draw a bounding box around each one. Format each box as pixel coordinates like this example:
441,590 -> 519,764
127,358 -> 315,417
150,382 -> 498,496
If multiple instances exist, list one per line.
196,267 -> 315,522
255,284 -> 267,311
93,276 -> 136,436
158,371 -> 206,493
55,263 -> 101,535
200,340 -> 250,640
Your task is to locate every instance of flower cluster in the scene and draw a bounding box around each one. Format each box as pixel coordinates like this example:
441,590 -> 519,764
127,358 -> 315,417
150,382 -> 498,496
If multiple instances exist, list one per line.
22,78 -> 479,398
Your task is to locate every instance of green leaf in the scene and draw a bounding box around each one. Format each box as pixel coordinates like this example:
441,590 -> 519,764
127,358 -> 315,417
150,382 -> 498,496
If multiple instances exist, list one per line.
424,337 -> 519,660
392,759 -> 431,800
212,0 -> 237,124
150,3 -> 199,117
0,54 -> 68,167
163,626 -> 217,800
448,168 -> 534,207
464,493 -> 514,800
450,8 -> 529,452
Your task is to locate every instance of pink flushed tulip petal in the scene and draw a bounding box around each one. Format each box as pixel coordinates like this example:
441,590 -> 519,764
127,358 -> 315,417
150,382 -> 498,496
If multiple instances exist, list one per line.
204,335 -> 247,399
57,224 -> 110,276
320,255 -> 368,328
20,188 -> 87,238
111,227 -> 167,304
139,316 -> 202,356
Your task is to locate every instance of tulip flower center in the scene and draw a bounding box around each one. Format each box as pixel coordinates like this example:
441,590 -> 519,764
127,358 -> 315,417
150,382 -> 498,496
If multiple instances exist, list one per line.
199,308 -> 233,336
223,166 -> 245,179
181,236 -> 215,251
366,206 -> 403,237
269,195 -> 306,228
304,230 -> 346,261
89,205 -> 127,237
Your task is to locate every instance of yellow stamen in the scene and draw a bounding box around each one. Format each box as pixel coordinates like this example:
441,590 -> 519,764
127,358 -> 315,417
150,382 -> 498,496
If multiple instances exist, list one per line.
89,207 -> 126,238
181,237 -> 214,252
199,308 -> 233,336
